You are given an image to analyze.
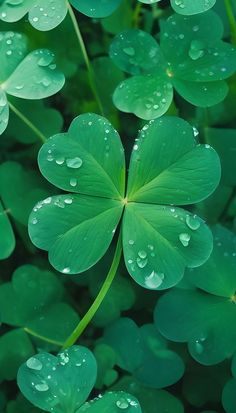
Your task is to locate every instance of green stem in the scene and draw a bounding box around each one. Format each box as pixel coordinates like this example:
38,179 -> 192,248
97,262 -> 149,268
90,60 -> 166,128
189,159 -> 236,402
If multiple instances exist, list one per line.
8,101 -> 47,144
24,327 -> 63,347
133,2 -> 142,28
62,230 -> 123,349
224,0 -> 236,45
67,2 -> 104,115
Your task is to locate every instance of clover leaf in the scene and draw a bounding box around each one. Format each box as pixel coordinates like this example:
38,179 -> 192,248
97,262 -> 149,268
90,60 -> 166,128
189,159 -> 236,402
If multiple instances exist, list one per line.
29,114 -> 220,290
0,0 -> 68,31
110,11 -> 236,119
155,225 -> 236,365
170,0 -> 216,15
70,0 -> 123,18
0,264 -> 79,344
17,345 -> 142,413
112,376 -> 184,413
103,317 -> 185,388
0,31 -> 65,135
222,352 -> 236,413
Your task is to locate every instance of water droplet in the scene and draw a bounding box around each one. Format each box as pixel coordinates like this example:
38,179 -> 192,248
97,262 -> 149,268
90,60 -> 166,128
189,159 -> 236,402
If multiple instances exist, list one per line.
62,267 -> 70,274
66,157 -> 83,169
35,383 -> 49,392
128,239 -> 134,245
56,156 -> 65,165
116,398 -> 129,409
38,53 -> 54,67
26,357 -> 42,370
138,250 -> 147,259
186,215 -> 200,230
70,178 -> 77,187
32,218 -> 38,225
64,198 -> 73,204
188,40 -> 205,60
136,257 -> 148,268
179,233 -> 191,247
123,47 -> 135,56
145,271 -> 164,289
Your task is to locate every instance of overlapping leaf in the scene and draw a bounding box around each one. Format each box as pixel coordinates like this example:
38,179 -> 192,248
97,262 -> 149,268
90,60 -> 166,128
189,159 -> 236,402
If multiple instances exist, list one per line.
0,31 -> 64,135
155,225 -> 236,365
0,264 -> 79,344
110,12 -> 236,119
17,346 -> 142,413
103,318 -> 185,388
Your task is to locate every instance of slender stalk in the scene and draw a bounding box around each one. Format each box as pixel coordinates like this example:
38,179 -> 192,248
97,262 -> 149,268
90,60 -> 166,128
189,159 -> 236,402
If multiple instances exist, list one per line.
133,2 -> 142,28
8,101 -> 47,144
224,0 -> 236,45
24,327 -> 64,347
67,2 -> 104,115
62,231 -> 123,349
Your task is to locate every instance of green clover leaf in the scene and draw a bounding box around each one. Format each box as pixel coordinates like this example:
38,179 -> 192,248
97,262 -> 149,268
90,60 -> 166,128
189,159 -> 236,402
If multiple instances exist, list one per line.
0,264 -> 79,345
103,317 -> 185,388
0,0 -> 68,31
70,0 -> 122,18
17,345 -> 142,413
222,353 -> 236,413
170,0 -> 216,15
112,376 -> 184,413
155,225 -> 236,365
29,114 -> 220,290
110,11 -> 236,119
0,31 -> 65,135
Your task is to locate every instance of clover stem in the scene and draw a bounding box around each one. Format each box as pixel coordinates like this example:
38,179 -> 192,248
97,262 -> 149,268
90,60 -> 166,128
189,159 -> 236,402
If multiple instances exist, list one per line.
61,230 -> 123,349
8,102 -> 47,144
133,2 -> 142,28
24,327 -> 64,347
224,0 -> 236,45
67,3 -> 104,115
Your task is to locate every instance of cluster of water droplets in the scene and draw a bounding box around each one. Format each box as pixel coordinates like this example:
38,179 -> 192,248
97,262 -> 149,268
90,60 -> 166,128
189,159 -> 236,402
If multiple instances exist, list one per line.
29,0 -> 66,28
116,396 -> 139,410
46,146 -> 83,188
173,0 -> 212,11
0,31 -> 24,60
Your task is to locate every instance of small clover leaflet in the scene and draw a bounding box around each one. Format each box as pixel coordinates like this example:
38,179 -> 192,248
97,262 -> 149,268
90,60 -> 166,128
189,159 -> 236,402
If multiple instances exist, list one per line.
103,317 -> 185,388
17,345 -> 142,413
0,264 -> 79,344
155,225 -> 236,365
0,31 -> 65,135
29,113 -> 220,291
110,11 -> 236,120
138,0 -> 216,15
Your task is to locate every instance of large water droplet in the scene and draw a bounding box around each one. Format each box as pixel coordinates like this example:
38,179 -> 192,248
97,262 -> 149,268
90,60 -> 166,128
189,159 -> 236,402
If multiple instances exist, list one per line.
186,215 -> 200,230
138,250 -> 147,259
179,233 -> 191,247
137,257 -> 148,268
145,271 -> 164,289
26,357 -> 43,371
35,383 -> 49,392
66,157 -> 83,169
123,47 -> 135,56
188,40 -> 205,61
116,398 -> 129,409
70,178 -> 77,187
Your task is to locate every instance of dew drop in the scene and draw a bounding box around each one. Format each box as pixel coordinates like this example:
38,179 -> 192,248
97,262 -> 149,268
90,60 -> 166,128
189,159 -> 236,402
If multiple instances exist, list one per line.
116,398 -> 129,409
55,156 -> 65,165
26,357 -> 42,371
66,157 -> 83,169
186,215 -> 200,230
35,383 -> 49,392
70,178 -> 77,187
179,232 -> 191,247
145,271 -> 164,289
62,267 -> 70,274
138,250 -> 147,259
123,47 -> 135,56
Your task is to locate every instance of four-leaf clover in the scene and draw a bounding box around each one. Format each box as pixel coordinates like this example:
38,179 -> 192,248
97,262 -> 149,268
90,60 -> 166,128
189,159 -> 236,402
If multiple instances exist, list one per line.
29,113 -> 220,290
110,11 -> 236,119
